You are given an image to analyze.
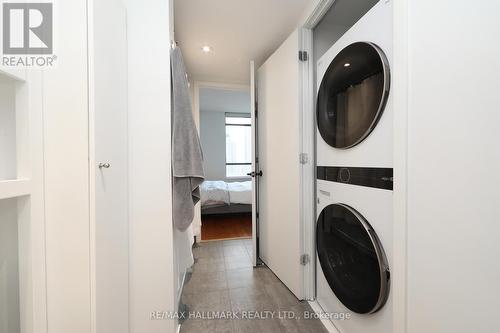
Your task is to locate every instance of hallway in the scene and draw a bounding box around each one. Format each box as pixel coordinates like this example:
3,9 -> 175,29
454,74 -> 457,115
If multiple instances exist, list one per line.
180,239 -> 328,333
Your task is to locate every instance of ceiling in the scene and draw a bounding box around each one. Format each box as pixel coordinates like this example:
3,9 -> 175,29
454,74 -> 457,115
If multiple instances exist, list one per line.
174,0 -> 310,84
200,88 -> 250,114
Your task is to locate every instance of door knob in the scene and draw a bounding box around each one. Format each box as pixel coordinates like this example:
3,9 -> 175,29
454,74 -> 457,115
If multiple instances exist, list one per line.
246,171 -> 263,178
99,163 -> 111,169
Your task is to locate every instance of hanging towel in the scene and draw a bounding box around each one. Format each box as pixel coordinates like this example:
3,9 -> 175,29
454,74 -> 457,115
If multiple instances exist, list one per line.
171,47 -> 205,231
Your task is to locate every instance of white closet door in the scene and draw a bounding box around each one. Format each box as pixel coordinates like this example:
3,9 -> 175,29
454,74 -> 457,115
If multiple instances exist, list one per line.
91,0 -> 128,331
257,29 -> 303,299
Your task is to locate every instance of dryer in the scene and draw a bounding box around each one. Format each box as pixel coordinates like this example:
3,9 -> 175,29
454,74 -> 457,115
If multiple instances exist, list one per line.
315,1 -> 394,333
316,0 -> 393,168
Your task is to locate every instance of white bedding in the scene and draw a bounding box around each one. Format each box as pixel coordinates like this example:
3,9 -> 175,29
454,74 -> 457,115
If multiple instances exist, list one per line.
200,181 -> 230,206
227,181 -> 252,204
200,180 -> 252,206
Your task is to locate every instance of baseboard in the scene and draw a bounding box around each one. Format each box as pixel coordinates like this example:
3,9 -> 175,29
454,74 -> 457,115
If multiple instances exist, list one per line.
199,236 -> 252,242
177,268 -> 192,304
308,301 -> 340,333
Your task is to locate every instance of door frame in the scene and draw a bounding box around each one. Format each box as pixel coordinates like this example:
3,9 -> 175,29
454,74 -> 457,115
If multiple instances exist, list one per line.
297,27 -> 315,301
192,80 -> 252,241
250,62 -> 259,267
299,0 -> 338,302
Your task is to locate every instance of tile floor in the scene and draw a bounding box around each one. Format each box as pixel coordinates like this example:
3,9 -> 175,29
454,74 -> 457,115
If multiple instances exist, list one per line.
180,239 -> 329,333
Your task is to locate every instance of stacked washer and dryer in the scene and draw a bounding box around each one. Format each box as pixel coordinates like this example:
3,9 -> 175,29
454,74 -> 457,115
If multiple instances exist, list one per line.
315,1 -> 393,333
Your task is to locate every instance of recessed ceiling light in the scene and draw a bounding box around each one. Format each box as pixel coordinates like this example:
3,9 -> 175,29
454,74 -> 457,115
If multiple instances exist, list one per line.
344,63 -> 351,67
202,45 -> 212,53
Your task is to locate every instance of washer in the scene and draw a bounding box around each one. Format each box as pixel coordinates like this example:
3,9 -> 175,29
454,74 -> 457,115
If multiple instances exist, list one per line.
316,0 -> 393,168
315,2 -> 394,333
316,178 -> 392,333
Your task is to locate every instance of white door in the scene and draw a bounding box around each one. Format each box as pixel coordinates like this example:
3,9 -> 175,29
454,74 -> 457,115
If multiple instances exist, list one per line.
91,0 -> 128,331
250,61 -> 259,266
257,29 -> 305,299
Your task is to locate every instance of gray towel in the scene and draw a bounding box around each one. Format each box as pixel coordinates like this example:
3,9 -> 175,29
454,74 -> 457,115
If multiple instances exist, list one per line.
171,47 -> 205,231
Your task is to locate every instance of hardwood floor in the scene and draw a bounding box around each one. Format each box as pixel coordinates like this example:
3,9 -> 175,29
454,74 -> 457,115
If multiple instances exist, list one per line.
201,214 -> 252,241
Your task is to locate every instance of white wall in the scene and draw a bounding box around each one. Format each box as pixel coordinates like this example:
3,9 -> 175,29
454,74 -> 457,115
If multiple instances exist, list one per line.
401,1 -> 500,332
125,1 -> 176,333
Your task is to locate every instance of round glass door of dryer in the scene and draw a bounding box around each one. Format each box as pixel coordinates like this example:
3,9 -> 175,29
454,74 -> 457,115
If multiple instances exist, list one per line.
317,42 -> 390,149
316,203 -> 390,314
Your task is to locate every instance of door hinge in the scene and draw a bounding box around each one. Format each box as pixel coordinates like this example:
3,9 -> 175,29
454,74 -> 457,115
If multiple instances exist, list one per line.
300,254 -> 310,266
299,153 -> 308,164
298,51 -> 308,62
256,212 -> 259,219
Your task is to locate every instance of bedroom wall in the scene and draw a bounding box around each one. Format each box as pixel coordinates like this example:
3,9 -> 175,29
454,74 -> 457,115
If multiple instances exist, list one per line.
200,111 -> 226,181
200,110 -> 250,182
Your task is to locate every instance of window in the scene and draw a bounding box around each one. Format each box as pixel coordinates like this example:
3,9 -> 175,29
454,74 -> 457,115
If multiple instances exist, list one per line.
225,114 -> 252,178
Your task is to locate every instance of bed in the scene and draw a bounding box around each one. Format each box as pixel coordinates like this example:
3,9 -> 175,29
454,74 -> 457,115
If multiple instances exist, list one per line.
200,180 -> 252,215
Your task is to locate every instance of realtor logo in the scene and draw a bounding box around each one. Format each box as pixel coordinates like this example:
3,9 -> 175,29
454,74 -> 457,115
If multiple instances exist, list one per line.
2,2 -> 53,54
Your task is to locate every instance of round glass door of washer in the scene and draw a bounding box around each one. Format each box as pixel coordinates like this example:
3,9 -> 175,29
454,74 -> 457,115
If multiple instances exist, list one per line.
316,203 -> 390,314
317,42 -> 390,149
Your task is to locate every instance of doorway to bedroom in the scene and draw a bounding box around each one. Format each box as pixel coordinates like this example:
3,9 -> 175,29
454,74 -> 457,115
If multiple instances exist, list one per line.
197,85 -> 254,242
